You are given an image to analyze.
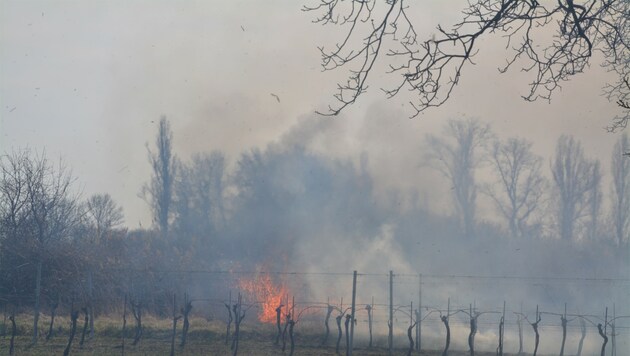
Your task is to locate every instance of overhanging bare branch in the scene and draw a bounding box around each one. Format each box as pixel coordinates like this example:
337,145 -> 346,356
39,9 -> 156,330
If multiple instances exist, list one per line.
305,0 -> 629,127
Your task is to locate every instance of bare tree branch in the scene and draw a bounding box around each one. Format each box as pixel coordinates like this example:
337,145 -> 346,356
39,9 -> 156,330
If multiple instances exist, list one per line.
484,137 -> 546,238
306,0 -> 629,126
551,135 -> 601,240
426,118 -> 493,238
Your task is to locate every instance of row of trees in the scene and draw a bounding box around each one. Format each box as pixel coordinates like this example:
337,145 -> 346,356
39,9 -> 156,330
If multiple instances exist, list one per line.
141,117 -> 629,249
0,147 -> 201,338
1,116 -> 628,329
426,118 -> 630,245
0,149 -> 129,341
0,118 -> 379,328
140,117 -> 378,263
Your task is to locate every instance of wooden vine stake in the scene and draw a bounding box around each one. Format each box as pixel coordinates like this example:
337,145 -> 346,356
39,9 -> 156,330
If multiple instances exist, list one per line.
170,293 -> 181,356
610,303 -> 617,356
8,312 -> 16,356
180,293 -> 192,348
598,307 -> 609,356
577,316 -> 586,356
231,293 -> 246,356
226,291 -> 233,346
468,303 -> 477,356
559,303 -> 567,356
406,301 -> 417,356
441,298 -> 450,356
121,294 -> 127,356
497,301 -> 505,356
349,270 -> 357,356
344,314 -> 351,355
335,309 -> 343,354
417,274 -> 422,352
531,305 -> 541,356
323,299 -> 333,345
388,271 -> 393,356
366,297 -> 373,348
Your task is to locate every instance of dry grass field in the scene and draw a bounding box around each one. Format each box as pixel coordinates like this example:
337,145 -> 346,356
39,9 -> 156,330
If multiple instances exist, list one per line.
0,314 -> 541,356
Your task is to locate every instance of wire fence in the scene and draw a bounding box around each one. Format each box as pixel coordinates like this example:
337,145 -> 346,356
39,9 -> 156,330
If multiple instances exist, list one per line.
1,267 -> 629,354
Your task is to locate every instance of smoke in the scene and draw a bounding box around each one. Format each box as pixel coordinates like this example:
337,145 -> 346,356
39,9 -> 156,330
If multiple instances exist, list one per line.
202,112 -> 630,353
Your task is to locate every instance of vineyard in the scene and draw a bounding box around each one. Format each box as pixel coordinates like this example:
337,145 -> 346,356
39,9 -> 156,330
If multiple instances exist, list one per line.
1,269 -> 628,356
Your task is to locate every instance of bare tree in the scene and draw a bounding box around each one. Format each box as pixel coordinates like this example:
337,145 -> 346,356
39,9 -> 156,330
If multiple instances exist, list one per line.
173,151 -> 227,240
0,150 -> 80,344
584,160 -> 603,240
551,135 -> 600,241
611,133 -> 630,246
82,194 -> 124,337
485,137 -> 545,238
0,151 -> 31,302
427,119 -> 492,238
304,0 -> 629,129
25,153 -> 80,344
85,193 -> 124,240
606,55 -> 630,131
19,151 -> 80,246
142,117 -> 176,236
0,150 -> 31,244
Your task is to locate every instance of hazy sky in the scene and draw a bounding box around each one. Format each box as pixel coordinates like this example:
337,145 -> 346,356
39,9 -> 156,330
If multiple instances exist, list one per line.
1,1 -> 625,227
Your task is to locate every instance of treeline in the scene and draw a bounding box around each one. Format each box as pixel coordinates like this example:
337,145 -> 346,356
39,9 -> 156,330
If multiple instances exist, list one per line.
1,117 -> 629,320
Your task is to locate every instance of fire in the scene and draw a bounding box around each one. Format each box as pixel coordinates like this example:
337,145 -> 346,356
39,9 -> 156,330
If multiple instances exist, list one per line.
238,273 -> 288,323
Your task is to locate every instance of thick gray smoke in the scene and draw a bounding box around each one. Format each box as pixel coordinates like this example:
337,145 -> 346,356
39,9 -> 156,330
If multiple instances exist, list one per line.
189,114 -> 630,354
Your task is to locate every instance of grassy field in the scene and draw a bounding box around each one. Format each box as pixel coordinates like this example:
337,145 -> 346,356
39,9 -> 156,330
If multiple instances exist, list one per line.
0,314 -> 536,355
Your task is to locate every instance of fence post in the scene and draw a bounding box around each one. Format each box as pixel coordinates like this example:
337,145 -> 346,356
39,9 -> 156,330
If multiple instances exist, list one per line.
417,274 -> 421,351
122,294 -> 127,356
518,302 -> 523,355
499,301 -> 505,356
348,270 -> 357,356
389,270 -> 394,356
88,270 -> 95,338
32,260 -> 42,344
610,303 -> 617,356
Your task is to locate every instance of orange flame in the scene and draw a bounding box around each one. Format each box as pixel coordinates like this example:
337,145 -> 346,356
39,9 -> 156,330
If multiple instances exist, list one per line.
238,273 -> 289,323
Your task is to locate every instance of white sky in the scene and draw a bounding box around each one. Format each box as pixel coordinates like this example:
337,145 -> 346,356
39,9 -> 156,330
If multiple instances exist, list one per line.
1,1 -> 625,227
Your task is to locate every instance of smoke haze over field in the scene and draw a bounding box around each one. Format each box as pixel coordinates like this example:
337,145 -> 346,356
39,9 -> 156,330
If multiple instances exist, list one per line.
1,1 -> 629,354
